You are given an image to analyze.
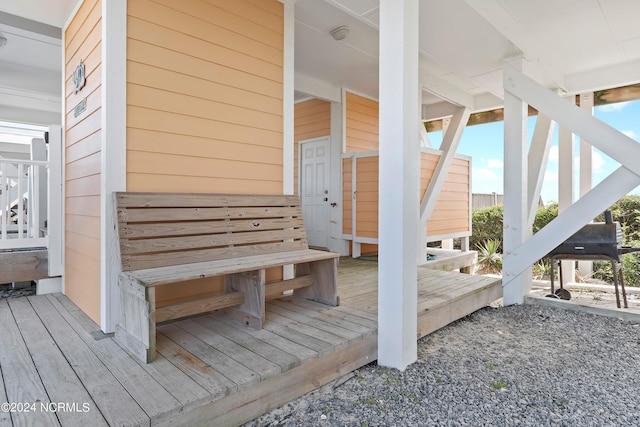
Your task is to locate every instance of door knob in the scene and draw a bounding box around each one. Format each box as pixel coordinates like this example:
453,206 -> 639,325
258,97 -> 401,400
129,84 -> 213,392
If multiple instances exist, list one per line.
330,202 -> 337,207
323,197 -> 328,201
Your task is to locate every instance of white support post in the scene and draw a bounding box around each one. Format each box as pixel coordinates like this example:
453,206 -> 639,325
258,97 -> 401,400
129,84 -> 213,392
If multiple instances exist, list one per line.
527,114 -> 554,227
282,0 -> 295,280
47,125 -> 63,277
101,0 -> 127,333
558,124 -> 576,284
502,58 -> 531,305
378,0 -> 419,371
578,92 -> 594,278
329,100 -> 349,255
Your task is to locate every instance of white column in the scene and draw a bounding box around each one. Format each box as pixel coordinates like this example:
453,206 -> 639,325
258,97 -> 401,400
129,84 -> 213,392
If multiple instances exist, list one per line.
329,100 -> 349,255
578,92 -> 594,277
101,0 -> 128,332
502,61 -> 531,305
558,124 -> 575,284
378,0 -> 420,371
282,0 -> 295,280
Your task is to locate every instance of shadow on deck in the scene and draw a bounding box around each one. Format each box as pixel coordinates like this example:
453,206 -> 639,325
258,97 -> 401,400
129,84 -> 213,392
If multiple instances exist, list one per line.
0,257 -> 501,426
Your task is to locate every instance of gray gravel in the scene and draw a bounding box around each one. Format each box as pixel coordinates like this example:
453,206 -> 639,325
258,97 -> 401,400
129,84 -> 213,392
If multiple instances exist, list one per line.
246,304 -> 640,426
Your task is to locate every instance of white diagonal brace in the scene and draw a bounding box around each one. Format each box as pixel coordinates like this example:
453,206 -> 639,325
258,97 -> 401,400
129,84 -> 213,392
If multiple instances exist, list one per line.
504,166 -> 640,282
420,106 -> 470,222
504,64 -> 640,178
527,113 -> 555,227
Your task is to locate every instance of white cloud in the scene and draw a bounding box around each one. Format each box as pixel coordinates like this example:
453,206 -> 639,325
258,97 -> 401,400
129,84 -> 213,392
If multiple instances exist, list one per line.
544,171 -> 558,183
597,101 -> 631,113
548,145 -> 558,162
474,168 -> 500,179
488,159 -> 503,168
592,151 -> 604,172
622,130 -> 637,140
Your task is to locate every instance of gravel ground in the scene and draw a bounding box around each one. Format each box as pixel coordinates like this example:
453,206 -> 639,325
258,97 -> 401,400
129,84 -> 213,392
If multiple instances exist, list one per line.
246,304 -> 640,426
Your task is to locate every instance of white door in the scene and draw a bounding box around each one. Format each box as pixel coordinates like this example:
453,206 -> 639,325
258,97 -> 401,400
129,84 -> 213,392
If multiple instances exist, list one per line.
300,138 -> 330,249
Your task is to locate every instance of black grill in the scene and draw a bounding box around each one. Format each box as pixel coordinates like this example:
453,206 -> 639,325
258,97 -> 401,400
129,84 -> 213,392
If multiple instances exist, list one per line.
547,211 -> 640,308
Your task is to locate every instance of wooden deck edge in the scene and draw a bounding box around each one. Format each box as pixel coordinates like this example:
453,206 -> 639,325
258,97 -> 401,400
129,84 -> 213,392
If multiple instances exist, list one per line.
524,295 -> 640,322
419,277 -> 502,313
155,333 -> 378,427
0,249 -> 49,283
422,250 -> 477,272
417,281 -> 502,339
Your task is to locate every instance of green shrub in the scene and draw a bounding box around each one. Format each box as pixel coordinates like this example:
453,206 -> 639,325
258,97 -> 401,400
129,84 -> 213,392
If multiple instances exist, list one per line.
470,205 -> 504,252
476,239 -> 502,274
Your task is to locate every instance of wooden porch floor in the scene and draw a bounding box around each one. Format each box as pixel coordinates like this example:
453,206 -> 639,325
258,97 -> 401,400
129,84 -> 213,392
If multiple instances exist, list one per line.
0,258 -> 501,426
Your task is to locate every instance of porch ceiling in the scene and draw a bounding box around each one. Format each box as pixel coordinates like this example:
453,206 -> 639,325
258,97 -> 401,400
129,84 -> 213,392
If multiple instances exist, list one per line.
1,1 -> 640,125
295,0 -> 640,117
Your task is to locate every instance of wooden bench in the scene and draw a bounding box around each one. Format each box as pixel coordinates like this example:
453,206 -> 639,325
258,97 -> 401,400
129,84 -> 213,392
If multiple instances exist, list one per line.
114,192 -> 340,363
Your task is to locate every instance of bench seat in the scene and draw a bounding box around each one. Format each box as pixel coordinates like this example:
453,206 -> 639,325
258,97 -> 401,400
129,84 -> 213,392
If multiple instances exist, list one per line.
114,192 -> 340,363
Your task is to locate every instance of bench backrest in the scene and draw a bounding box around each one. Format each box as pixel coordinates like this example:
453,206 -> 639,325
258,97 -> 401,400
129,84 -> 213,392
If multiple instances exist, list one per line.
115,192 -> 309,271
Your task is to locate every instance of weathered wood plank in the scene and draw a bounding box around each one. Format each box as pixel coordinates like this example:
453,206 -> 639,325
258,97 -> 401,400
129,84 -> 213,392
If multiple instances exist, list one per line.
158,323 -> 259,389
266,309 -> 348,347
0,250 -> 48,283
263,312 -> 336,356
10,298 -> 107,427
130,249 -> 339,286
120,217 -> 305,238
155,291 -> 245,323
277,297 -> 377,333
118,206 -> 302,223
0,364 -> 11,426
0,299 -> 60,427
116,192 -> 301,208
193,314 -> 301,372
122,240 -> 309,271
176,319 -> 281,381
120,228 -> 307,255
155,331 -> 234,399
225,270 -> 265,328
293,258 -> 339,306
264,275 -> 312,300
28,296 -> 149,426
214,313 -> 319,363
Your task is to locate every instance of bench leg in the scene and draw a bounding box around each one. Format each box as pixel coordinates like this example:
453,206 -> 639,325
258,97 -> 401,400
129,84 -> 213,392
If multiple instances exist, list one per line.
224,270 -> 265,328
115,273 -> 156,363
293,258 -> 339,306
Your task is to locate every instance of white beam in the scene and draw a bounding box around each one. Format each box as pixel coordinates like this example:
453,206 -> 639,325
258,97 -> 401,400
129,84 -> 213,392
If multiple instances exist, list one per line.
421,73 -> 474,109
507,167 -> 640,278
465,0 -> 566,91
502,59 -> 530,305
420,107 -> 470,221
564,58 -> 640,94
378,0 -> 419,371
504,64 -> 640,178
421,101 -> 459,122
294,72 -> 342,103
527,113 -> 554,226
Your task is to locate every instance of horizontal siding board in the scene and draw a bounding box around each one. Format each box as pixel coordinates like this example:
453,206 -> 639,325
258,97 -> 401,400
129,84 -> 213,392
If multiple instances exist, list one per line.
152,0 -> 282,50
66,60 -> 101,112
65,3 -> 101,72
65,27 -> 101,84
126,174 -> 283,194
66,174 -> 101,197
127,84 -> 282,133
66,196 -> 101,217
65,0 -> 99,47
127,16 -> 283,83
127,39 -> 282,99
126,128 -> 282,165
65,231 -> 100,260
65,214 -> 101,239
204,0 -> 283,34
66,86 -> 102,129
127,62 -> 281,114
129,0 -> 282,66
66,151 -> 101,181
66,108 -> 101,145
127,106 -> 281,147
66,130 -> 101,164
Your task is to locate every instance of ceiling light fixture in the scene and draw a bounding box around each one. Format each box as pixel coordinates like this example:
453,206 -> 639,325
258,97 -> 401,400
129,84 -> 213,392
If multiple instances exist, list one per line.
330,25 -> 350,41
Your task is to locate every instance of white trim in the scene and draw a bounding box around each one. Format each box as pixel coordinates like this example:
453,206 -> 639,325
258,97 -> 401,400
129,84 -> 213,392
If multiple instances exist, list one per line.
63,0 -> 86,31
100,0 -> 127,333
329,101 -> 348,255
294,73 -> 342,103
425,231 -> 472,242
341,88 -> 347,153
47,125 -> 63,277
341,151 -> 379,159
351,156 -> 357,249
526,113 -> 554,227
283,0 -> 295,195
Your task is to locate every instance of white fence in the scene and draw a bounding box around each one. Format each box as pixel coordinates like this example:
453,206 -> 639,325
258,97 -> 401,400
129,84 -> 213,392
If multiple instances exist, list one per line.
0,158 -> 48,249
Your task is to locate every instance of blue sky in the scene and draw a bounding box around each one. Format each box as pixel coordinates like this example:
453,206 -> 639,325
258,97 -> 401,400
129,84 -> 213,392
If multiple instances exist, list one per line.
428,100 -> 640,204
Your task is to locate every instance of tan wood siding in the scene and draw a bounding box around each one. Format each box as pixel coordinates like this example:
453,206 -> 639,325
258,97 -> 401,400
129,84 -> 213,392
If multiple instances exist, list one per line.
342,158 -> 352,235
345,92 -> 379,152
294,99 -> 331,195
64,0 -> 102,324
126,0 -> 284,305
421,154 -> 471,237
354,157 -> 378,239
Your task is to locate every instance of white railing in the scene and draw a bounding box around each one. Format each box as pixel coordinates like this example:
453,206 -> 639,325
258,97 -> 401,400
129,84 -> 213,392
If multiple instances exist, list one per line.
0,158 -> 48,249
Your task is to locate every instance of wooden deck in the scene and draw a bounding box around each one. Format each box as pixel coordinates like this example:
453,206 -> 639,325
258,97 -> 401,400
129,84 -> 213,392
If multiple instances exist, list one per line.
0,257 -> 501,426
